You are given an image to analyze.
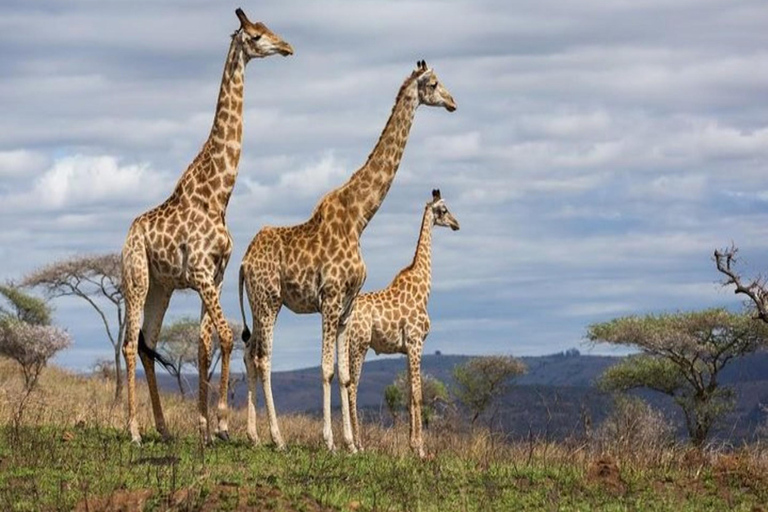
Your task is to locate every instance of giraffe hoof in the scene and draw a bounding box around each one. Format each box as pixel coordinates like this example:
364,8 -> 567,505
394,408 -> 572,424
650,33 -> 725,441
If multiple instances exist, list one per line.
216,430 -> 230,442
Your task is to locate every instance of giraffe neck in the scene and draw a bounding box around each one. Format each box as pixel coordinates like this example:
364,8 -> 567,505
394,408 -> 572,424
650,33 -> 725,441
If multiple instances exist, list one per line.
172,35 -> 246,213
342,78 -> 419,236
407,206 -> 434,299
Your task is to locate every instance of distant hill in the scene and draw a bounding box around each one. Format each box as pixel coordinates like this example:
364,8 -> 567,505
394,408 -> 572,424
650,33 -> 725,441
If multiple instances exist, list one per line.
150,350 -> 768,442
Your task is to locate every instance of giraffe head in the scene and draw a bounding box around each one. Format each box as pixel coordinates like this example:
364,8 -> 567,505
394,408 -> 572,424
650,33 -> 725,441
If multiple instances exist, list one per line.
414,60 -> 457,112
234,8 -> 294,60
429,189 -> 460,231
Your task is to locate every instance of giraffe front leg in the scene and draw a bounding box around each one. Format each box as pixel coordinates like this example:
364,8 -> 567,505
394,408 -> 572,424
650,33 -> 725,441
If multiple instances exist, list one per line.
349,345 -> 365,451
407,347 -> 426,459
336,320 -> 357,453
199,281 -> 234,441
197,317 -> 213,445
320,298 -> 342,452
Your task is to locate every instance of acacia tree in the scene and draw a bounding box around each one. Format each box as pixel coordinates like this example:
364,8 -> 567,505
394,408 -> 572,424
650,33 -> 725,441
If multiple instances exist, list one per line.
452,355 -> 526,426
0,283 -> 52,326
588,308 -> 768,446
21,253 -> 125,399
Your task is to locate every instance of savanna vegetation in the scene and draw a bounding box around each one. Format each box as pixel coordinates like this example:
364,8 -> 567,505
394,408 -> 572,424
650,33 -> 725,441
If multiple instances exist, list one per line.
2,353 -> 768,511
3,259 -> 768,510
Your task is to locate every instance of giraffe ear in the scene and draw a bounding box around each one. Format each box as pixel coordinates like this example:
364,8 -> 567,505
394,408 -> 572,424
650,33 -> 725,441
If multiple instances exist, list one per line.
432,189 -> 441,200
235,8 -> 251,27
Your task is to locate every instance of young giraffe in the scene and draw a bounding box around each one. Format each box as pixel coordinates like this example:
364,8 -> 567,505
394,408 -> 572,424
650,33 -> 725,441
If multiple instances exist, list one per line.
347,189 -> 459,458
121,9 -> 293,445
238,61 -> 456,451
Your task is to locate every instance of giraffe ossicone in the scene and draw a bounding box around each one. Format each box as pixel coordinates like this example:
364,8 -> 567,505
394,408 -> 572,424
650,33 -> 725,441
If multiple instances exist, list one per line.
238,60 -> 457,452
120,9 -> 292,446
347,189 -> 460,458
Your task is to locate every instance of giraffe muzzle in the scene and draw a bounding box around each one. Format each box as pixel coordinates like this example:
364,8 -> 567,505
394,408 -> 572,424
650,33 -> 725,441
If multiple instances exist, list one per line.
277,42 -> 294,56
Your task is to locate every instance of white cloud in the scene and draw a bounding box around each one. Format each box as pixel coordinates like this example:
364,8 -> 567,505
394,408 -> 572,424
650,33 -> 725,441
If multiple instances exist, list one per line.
1,155 -> 168,211
424,132 -> 481,160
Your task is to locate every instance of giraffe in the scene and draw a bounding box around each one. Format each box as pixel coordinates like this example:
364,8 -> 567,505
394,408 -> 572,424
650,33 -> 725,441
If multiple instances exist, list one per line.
120,8 -> 293,445
237,60 -> 456,451
347,189 -> 459,458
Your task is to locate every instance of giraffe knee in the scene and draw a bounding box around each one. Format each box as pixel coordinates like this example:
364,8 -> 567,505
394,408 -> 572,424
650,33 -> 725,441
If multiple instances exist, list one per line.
219,324 -> 234,351
122,336 -> 137,358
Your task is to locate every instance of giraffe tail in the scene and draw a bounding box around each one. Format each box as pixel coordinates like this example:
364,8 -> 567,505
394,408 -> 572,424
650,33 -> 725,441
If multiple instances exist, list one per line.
138,330 -> 178,376
238,265 -> 251,343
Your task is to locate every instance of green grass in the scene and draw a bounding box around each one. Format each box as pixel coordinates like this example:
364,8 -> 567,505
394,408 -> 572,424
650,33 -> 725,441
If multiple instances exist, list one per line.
1,425 -> 766,511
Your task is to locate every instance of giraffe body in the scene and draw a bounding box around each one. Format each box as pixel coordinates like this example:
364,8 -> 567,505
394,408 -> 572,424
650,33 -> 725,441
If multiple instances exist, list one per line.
121,9 -> 292,445
239,61 -> 456,452
348,190 -> 459,458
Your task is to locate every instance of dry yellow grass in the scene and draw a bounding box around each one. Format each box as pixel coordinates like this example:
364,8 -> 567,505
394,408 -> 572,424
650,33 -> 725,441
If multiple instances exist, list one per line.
3,357 -> 768,479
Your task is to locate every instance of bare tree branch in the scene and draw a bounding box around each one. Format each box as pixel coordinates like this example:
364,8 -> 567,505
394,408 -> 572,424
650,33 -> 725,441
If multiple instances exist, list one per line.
714,246 -> 768,323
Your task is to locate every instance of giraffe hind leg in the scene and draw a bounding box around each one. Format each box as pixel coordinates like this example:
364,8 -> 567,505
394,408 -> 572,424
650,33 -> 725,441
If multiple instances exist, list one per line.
122,238 -> 149,445
254,310 -> 285,449
139,283 -> 173,440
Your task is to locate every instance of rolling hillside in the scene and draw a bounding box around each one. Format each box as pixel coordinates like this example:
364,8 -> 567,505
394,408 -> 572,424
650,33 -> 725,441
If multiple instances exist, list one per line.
153,350 -> 768,441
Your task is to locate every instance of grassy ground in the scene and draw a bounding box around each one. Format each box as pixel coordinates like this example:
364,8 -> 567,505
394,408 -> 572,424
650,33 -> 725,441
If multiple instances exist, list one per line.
1,361 -> 768,511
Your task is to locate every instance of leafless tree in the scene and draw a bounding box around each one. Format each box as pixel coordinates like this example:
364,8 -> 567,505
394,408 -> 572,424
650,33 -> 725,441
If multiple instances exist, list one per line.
714,246 -> 768,323
21,253 -> 125,399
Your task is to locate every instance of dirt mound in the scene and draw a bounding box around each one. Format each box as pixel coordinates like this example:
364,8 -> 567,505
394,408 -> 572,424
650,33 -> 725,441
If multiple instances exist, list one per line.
587,456 -> 627,496
75,489 -> 153,512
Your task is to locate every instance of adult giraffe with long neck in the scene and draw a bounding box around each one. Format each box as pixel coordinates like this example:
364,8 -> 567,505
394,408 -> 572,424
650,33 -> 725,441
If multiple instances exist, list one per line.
238,60 -> 456,451
121,8 -> 293,445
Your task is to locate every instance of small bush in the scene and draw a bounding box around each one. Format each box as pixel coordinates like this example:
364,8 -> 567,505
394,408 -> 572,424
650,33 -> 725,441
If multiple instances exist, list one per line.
595,395 -> 675,462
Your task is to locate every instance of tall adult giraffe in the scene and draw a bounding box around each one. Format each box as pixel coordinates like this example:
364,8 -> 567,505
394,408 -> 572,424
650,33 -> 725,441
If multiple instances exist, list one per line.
347,189 -> 460,458
238,60 -> 456,451
121,8 -> 293,445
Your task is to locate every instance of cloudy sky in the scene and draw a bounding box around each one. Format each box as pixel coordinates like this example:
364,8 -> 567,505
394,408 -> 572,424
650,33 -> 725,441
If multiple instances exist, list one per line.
1,0 -> 767,372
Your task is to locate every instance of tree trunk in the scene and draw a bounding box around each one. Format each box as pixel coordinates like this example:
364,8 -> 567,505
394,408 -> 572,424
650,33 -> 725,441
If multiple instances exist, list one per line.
176,372 -> 186,398
113,343 -> 123,401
